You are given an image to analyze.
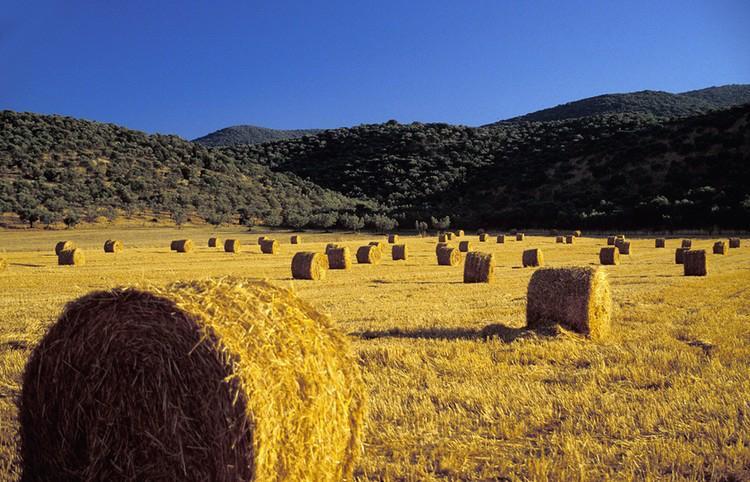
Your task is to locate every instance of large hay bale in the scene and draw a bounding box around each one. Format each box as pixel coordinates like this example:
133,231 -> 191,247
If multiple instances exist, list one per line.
436,246 -> 461,266
729,238 -> 741,248
684,249 -> 708,276
556,236 -> 564,243
327,247 -> 351,269
655,238 -> 666,248
607,236 -> 616,246
712,241 -> 728,255
224,239 -> 242,253
675,247 -> 689,264
58,249 -> 85,266
522,248 -> 544,267
20,278 -> 365,481
291,252 -> 327,280
103,240 -> 123,253
458,240 -> 472,252
599,247 -> 619,265
55,241 -> 75,255
172,240 -> 194,253
565,235 -> 574,244
392,244 -> 408,261
526,267 -> 611,339
260,239 -> 279,254
619,241 -> 632,255
290,235 -> 301,245
681,239 -> 692,249
516,233 -> 525,241
356,245 -> 381,264
208,237 -> 222,248
479,233 -> 489,242
463,252 -> 494,283
388,234 -> 399,244
496,235 -> 505,244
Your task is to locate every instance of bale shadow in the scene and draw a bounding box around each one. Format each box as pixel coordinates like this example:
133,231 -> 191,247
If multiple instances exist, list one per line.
11,263 -> 45,268
355,323 -> 542,343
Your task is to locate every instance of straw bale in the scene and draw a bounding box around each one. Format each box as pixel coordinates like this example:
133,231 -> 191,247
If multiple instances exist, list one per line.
325,243 -> 341,254
522,248 -> 544,267
729,238 -> 741,248
712,241 -> 727,255
516,233 -> 525,241
681,239 -> 692,248
172,240 -> 193,253
573,230 -> 582,237
458,240 -> 472,252
684,249 -> 708,276
607,236 -> 616,246
599,247 -> 619,265
55,241 -> 75,255
388,234 -> 399,244
619,241 -> 632,255
463,252 -> 494,283
556,236 -> 564,243
327,247 -> 351,270
655,238 -> 665,248
260,239 -> 279,254
565,235 -> 574,244
257,236 -> 268,245
436,246 -> 461,266
291,252 -> 327,280
479,233 -> 489,242
58,249 -> 85,266
496,235 -> 505,244
103,240 -> 123,253
290,235 -> 301,245
392,244 -> 408,261
208,237 -> 221,248
356,245 -> 381,264
224,239 -> 241,253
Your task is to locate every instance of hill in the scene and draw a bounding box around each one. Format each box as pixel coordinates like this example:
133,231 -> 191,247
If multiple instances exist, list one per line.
193,125 -> 323,147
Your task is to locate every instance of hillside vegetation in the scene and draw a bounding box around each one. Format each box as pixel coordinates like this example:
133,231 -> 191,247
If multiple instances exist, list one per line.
193,125 -> 323,146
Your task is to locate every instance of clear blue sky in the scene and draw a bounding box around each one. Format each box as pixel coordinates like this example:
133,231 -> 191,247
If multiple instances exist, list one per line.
2,0 -> 749,139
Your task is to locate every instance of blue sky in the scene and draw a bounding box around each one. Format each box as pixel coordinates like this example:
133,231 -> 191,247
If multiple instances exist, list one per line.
1,0 -> 749,139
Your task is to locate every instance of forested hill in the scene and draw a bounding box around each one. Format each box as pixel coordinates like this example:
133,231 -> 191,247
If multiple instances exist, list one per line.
193,125 -> 323,147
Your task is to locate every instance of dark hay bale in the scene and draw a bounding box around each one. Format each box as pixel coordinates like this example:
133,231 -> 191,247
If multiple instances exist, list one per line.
522,248 -> 543,267
573,230 -> 582,237
368,241 -> 385,249
463,252 -> 494,283
292,252 -> 327,280
327,247 -> 351,269
479,233 -> 489,242
55,241 -> 75,255
675,247 -> 689,264
257,236 -> 269,245
496,235 -> 505,244
729,238 -> 741,248
58,249 -> 85,266
290,235 -> 301,245
20,278 -> 365,481
516,233 -> 525,241
388,234 -> 399,244
208,237 -> 222,248
458,240 -> 472,252
655,238 -> 665,248
436,246 -> 461,266
565,235 -> 574,244
619,241 -> 632,255
103,240 -> 123,253
435,242 -> 450,254
614,238 -> 625,251
607,236 -> 616,246
526,267 -> 612,339
599,247 -> 619,265
392,244 -> 408,261
172,240 -> 194,253
556,236 -> 564,243
712,241 -> 728,255
260,239 -> 279,254
224,239 -> 241,253
681,239 -> 692,249
325,243 -> 341,254
356,245 -> 381,264
684,250 -> 708,276
438,233 -> 449,243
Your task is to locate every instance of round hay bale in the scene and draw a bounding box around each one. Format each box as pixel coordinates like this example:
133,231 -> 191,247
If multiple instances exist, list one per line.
712,241 -> 728,255
325,243 -> 341,254
573,230 -> 582,237
368,241 -> 385,250
565,235 -> 574,244
170,240 -> 179,251
327,247 -> 351,269
103,240 -> 123,253
619,241 -> 632,255
388,234 -> 399,244
291,252 -> 327,280
356,245 -> 381,264
675,247 -> 689,264
435,242 -> 450,254
290,235 -> 301,245
55,241 -> 75,255
172,240 -> 193,253
616,235 -> 625,240
208,237 -> 222,248
556,236 -> 564,244
436,246 -> 461,266
456,230 -> 465,237
729,237 -> 741,248
681,239 -> 692,249
606,236 -> 616,246
479,233 -> 489,242
58,249 -> 85,266
522,248 -> 543,267
224,239 -> 242,253
458,240 -> 472,253
259,239 -> 279,254
392,244 -> 408,261
655,238 -> 666,248
496,235 -> 505,244
516,233 -> 525,241
463,252 -> 494,283
257,236 -> 268,245
438,233 -> 449,243
526,267 -> 611,339
614,238 -> 625,251
684,249 -> 708,276
19,278 -> 365,481
599,247 -> 619,265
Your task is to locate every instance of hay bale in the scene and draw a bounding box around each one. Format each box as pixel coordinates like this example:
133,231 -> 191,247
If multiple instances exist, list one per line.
388,234 -> 399,244
55,241 -> 75,255
356,245 -> 381,264
456,230 -> 465,237
257,236 -> 268,245
729,238 -> 741,248
463,252 -> 494,283
438,233 -> 449,243
599,247 -> 619,265
573,230 -> 582,237
616,235 -> 625,240
368,241 -> 385,249
290,235 -> 301,245
516,233 -> 525,241
712,241 -> 728,255
496,235 -> 505,244
479,233 -> 489,242
619,241 -> 632,255
436,246 -> 461,266
327,247 -> 351,269
526,267 -> 611,339
392,244 -> 408,261
675,247 -> 689,264
607,236 -> 616,246
556,236 -> 564,243
458,240 -> 472,252
684,249 -> 708,276
325,243 -> 341,254
58,249 -> 85,266
681,239 -> 692,249
435,242 -> 450,254
565,235 -> 574,244
172,240 -> 194,253
522,248 -> 544,267
103,240 -> 123,253
19,278 -> 365,481
208,237 -> 222,248
291,252 -> 327,280
655,238 -> 665,248
224,239 -> 242,253
260,239 -> 279,254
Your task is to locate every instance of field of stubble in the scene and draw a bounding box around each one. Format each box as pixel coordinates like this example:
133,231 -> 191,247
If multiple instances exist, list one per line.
1,226 -> 749,481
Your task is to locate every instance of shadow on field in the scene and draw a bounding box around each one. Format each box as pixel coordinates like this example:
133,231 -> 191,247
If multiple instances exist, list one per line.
354,323 -> 532,343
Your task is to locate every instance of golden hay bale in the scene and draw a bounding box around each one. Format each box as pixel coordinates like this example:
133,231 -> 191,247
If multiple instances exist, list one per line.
325,242 -> 341,254
526,267 -> 611,339
681,239 -> 692,249
458,240 -> 472,252
257,236 -> 268,245
516,233 -> 525,241
55,241 -> 75,255
675,247 -> 689,264
712,241 -> 728,255
619,241 -> 632,255
172,240 -> 194,253
565,235 -> 574,244
327,247 -> 351,270
522,248 -> 544,267
20,278 -> 365,481
291,252 -> 327,280
388,234 -> 399,244
260,239 -> 279,254
368,241 -> 385,249
103,240 -> 123,253
684,249 -> 708,276
392,244 -> 408,261
599,247 -> 619,265
479,233 -> 489,242
224,239 -> 242,253
356,245 -> 381,264
58,249 -> 85,266
573,230 -> 582,237
729,238 -> 741,248
457,230 -> 465,237
436,246 -> 461,266
556,236 -> 564,243
655,238 -> 666,248
496,235 -> 505,244
607,236 -> 616,246
208,237 -> 222,248
290,235 -> 301,245
463,252 -> 494,283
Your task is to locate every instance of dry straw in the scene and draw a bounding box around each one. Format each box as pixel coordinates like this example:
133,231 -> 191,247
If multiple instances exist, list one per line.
556,236 -> 564,243
55,241 -> 75,255
356,245 -> 381,264
655,238 -> 666,248
565,235 -> 574,244
619,241 -> 632,255
291,252 -> 328,280
103,240 -> 123,253
458,240 -> 472,252
526,266 -> 612,339
58,249 -> 85,266
496,235 -> 505,244
172,239 -> 193,253
290,235 -> 301,245
327,247 -> 351,269
681,239 -> 692,248
436,246 -> 461,266
464,252 -> 494,283
388,234 -> 399,243
208,237 -> 221,248
599,247 -> 619,265
19,278 -> 365,481
479,233 -> 489,242
607,236 -> 616,246
392,244 -> 408,261
684,249 -> 708,276
522,248 -> 544,267
260,239 -> 279,254
224,239 -> 241,253
675,247 -> 689,264
516,233 -> 525,241
729,238 -> 741,248
712,241 -> 728,255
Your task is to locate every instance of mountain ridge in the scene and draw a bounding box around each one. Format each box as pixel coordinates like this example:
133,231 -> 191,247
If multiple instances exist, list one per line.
193,125 -> 323,147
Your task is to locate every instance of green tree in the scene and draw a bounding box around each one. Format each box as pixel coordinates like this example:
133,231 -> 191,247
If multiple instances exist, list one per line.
339,213 -> 364,232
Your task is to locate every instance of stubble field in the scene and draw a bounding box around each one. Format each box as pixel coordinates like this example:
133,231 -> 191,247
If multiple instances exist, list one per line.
1,226 -> 749,481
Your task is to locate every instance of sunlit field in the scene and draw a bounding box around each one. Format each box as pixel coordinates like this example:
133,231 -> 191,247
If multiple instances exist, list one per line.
1,226 -> 749,481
